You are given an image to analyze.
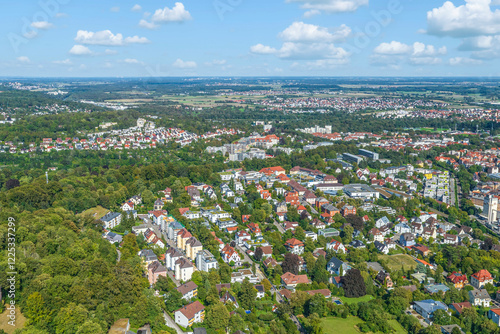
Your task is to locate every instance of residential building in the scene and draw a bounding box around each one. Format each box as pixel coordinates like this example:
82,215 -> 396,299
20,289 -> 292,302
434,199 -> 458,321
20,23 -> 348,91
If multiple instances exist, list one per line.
376,271 -> 393,288
413,300 -> 448,323
221,244 -> 241,266
138,249 -> 158,267
281,272 -> 311,290
147,261 -> 167,285
285,238 -> 305,255
175,257 -> 194,282
175,281 -> 198,300
100,211 -> 122,229
447,272 -> 468,289
318,228 -> 340,238
174,301 -> 205,328
471,269 -> 493,289
400,233 -> 416,247
196,250 -> 218,272
469,289 -> 491,307
165,247 -> 183,271
327,256 -> 351,276
450,302 -> 472,315
488,308 -> 500,326
235,230 -> 252,245
425,284 -> 450,295
231,269 -> 259,283
185,237 -> 203,260
326,239 -> 345,253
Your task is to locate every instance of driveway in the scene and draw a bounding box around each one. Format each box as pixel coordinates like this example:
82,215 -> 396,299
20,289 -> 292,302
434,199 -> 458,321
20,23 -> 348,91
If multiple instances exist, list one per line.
164,311 -> 185,334
273,220 -> 285,234
236,244 -> 253,265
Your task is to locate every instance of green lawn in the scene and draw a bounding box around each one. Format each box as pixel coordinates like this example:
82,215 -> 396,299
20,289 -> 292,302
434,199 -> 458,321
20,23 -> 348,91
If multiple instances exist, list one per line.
388,320 -> 408,334
378,254 -> 417,271
321,316 -> 364,334
320,317 -> 407,334
339,295 -> 374,304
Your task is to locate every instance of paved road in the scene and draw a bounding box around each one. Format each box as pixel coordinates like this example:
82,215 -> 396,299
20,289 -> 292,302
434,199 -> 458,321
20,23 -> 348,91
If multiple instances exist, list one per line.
273,220 -> 285,234
236,244 -> 253,265
450,177 -> 456,207
275,289 -> 304,333
167,270 -> 181,287
116,249 -> 121,263
164,311 -> 185,334
301,200 -> 318,215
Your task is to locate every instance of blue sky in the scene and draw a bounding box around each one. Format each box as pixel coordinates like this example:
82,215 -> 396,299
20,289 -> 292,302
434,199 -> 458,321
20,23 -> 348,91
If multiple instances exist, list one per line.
1,0 -> 500,77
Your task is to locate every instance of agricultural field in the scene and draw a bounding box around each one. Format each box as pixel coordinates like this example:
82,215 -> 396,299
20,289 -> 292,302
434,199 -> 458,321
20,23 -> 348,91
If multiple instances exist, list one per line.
378,254 -> 417,271
159,94 -> 261,107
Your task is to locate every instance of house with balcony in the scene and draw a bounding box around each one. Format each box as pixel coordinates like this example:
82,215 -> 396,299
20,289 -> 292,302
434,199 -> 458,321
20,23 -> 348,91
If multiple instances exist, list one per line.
285,238 -> 304,255
174,301 -> 205,328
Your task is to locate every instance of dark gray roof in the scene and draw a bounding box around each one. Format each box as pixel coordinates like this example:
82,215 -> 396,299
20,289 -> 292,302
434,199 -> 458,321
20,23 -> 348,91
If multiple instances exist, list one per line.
193,329 -> 207,334
101,211 -> 121,222
327,256 -> 343,269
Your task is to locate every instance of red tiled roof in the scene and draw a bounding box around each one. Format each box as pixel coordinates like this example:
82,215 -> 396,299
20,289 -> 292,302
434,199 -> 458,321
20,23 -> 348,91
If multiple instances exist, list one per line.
176,301 -> 204,320
472,269 -> 493,282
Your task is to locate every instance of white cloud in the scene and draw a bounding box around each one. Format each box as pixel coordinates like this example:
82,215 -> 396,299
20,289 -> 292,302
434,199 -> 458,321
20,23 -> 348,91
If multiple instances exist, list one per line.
250,44 -> 278,54
23,31 -> 38,39
286,0 -> 368,13
74,30 -> 150,46
409,57 -> 442,65
17,56 -> 31,63
373,41 -> 412,55
123,58 -> 144,65
53,59 -> 72,65
31,21 -> 54,29
139,20 -> 159,29
372,41 -> 446,66
124,36 -> 150,44
105,49 -> 118,55
206,59 -> 227,66
304,9 -> 321,18
278,42 -> 349,60
305,58 -> 350,68
110,6 -> 120,12
173,58 -> 197,68
449,57 -> 483,65
374,41 -> 446,56
55,13 -> 68,18
455,34 -> 500,58
69,45 -> 93,55
427,0 -> 500,37
278,22 -> 351,43
458,35 -> 497,50
141,2 -> 191,28
132,4 -> 142,12
412,42 -> 447,57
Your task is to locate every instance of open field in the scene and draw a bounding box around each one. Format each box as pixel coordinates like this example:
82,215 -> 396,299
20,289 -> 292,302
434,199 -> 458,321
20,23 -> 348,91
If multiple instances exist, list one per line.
320,316 -> 407,334
160,94 -> 261,107
321,316 -> 364,334
0,308 -> 27,334
105,99 -> 154,103
378,254 -> 417,271
339,295 -> 374,304
78,205 -> 108,219
417,127 -> 450,133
